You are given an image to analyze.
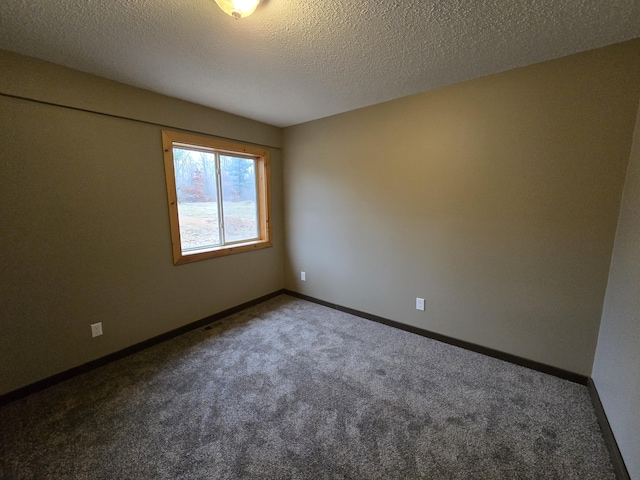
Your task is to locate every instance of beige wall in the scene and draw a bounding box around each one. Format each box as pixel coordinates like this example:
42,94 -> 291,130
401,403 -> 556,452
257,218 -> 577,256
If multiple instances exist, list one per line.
592,98 -> 640,478
283,40 -> 640,376
0,50 -> 281,149
0,51 -> 284,395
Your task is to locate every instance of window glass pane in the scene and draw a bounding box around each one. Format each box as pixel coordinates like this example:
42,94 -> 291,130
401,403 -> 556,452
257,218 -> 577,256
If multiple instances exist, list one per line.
220,155 -> 258,243
173,148 -> 220,251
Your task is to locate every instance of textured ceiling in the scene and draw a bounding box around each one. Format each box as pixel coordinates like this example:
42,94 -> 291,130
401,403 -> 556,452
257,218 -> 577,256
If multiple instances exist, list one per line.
1,0 -> 639,127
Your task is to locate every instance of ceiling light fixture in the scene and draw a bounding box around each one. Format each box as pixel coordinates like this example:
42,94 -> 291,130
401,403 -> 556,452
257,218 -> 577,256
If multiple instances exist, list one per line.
214,0 -> 261,19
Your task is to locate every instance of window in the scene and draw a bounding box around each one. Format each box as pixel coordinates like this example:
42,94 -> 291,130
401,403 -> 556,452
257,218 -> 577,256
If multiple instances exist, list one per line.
162,130 -> 271,264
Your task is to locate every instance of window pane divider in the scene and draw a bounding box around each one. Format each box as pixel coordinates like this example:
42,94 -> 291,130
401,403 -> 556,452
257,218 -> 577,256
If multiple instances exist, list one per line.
214,153 -> 225,244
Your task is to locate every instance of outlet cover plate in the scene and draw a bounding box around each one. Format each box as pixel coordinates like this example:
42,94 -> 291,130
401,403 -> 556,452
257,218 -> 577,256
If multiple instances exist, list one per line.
91,322 -> 103,337
416,298 -> 425,311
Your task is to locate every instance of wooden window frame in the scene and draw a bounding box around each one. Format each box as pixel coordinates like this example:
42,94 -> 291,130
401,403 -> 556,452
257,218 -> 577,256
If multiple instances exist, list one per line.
162,130 -> 272,265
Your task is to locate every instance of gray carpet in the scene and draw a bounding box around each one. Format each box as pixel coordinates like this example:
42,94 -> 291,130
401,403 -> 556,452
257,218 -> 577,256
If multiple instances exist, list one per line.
0,294 -> 615,479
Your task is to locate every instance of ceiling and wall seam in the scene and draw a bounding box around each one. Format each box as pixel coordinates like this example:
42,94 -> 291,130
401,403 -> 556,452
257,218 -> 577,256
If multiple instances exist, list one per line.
0,91 -> 284,151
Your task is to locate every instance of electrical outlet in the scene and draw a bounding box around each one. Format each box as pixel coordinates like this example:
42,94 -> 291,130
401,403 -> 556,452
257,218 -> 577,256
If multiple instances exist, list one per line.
301,271 -> 306,281
91,322 -> 103,338
416,298 -> 425,311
